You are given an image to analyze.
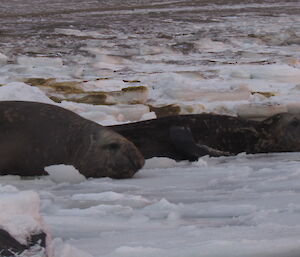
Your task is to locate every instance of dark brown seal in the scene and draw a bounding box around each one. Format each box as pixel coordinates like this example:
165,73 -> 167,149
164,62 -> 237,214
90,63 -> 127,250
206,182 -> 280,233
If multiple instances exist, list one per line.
0,101 -> 144,179
111,112 -> 300,161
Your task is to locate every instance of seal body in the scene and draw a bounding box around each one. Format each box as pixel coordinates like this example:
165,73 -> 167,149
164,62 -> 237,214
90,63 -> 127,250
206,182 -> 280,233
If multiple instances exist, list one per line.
111,114 -> 259,160
1,101 -> 299,177
111,113 -> 300,160
255,113 -> 300,153
0,101 -> 144,179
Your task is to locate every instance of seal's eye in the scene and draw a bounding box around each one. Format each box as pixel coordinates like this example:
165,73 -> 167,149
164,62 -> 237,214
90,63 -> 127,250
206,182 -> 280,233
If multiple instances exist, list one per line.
103,143 -> 120,150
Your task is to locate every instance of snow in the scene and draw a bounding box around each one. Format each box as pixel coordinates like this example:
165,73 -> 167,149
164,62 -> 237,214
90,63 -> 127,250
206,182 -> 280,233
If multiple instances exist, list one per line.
0,82 -> 54,104
17,57 -> 64,69
0,185 -> 46,246
3,155 -> 300,256
51,239 -> 94,257
0,0 -> 300,256
45,165 -> 86,184
223,64 -> 300,83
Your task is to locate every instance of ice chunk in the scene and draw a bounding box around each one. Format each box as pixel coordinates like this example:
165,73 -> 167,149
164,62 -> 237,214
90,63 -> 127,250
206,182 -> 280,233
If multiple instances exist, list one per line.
225,64 -> 300,83
17,56 -> 64,68
195,38 -> 230,52
72,191 -> 125,201
0,189 -> 46,246
0,82 -> 53,103
45,165 -> 86,184
147,72 -> 250,102
52,238 -> 94,257
113,246 -> 161,257
140,111 -> 156,121
71,191 -> 150,208
144,157 -> 178,169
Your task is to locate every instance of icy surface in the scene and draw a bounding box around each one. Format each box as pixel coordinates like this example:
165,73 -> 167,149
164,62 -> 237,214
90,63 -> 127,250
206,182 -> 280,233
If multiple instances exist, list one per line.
45,165 -> 86,184
3,155 -> 300,256
0,82 -> 54,103
0,0 -> 299,121
0,185 -> 45,245
0,0 -> 300,256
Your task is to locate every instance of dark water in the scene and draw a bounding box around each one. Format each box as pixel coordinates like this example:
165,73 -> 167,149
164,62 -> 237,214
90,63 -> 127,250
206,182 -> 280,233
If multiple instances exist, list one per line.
0,0 -> 299,58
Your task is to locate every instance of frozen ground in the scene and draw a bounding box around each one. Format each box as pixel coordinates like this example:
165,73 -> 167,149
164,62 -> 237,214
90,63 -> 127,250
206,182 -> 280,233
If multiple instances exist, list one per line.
3,154 -> 300,257
0,0 -> 300,256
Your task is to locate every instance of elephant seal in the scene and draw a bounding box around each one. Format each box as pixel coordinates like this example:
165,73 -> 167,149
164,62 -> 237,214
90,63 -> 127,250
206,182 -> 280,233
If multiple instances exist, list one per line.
1,101 -> 299,176
255,113 -> 300,153
0,101 -> 144,179
111,112 -> 300,160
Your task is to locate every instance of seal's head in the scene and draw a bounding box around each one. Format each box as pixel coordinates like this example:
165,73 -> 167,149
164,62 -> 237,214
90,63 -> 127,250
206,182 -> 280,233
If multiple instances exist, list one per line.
78,128 -> 145,179
259,113 -> 300,152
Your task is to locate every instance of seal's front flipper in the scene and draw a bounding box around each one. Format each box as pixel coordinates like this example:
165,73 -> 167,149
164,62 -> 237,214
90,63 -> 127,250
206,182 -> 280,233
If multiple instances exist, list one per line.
194,144 -> 233,157
169,126 -> 232,160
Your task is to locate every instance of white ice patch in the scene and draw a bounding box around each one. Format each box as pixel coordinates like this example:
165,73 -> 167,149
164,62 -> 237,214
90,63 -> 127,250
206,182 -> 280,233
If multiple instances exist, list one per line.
17,56 -> 64,68
0,187 -> 45,245
0,184 -> 19,193
144,157 -> 208,170
142,198 -> 179,219
0,82 -> 54,103
71,191 -> 142,202
140,111 -> 156,121
52,238 -> 94,257
60,101 -> 151,125
195,38 -> 230,52
71,191 -> 150,206
222,64 -> 300,83
45,165 -> 86,184
112,246 -> 162,257
144,157 -> 180,169
55,28 -> 111,40
146,72 -> 251,103
92,55 -> 127,71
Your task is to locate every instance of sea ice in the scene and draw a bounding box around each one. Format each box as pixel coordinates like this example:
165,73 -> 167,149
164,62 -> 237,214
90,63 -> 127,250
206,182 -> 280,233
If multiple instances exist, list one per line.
223,64 -> 300,83
45,165 -> 86,184
0,82 -> 54,103
0,186 -> 47,247
0,0 -> 300,256
17,56 -> 64,68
